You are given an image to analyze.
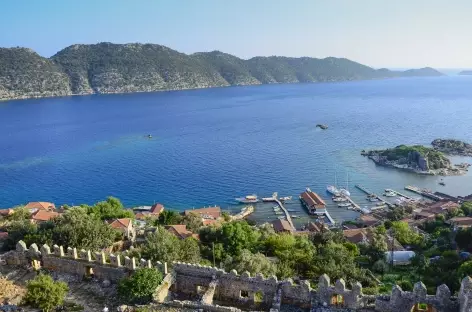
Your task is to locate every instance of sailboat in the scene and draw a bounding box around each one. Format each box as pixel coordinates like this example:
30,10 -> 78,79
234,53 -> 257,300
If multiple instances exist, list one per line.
327,170 -> 341,196
339,171 -> 351,197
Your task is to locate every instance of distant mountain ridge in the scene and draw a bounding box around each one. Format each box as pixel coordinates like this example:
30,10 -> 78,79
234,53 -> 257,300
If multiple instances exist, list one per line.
0,42 -> 444,101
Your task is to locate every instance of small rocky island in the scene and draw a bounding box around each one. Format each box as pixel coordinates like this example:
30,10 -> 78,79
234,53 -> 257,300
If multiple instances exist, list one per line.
362,144 -> 466,175
432,138 -> 472,156
459,70 -> 472,75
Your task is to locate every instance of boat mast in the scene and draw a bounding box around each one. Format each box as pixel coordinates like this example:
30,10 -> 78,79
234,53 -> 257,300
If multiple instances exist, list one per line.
334,170 -> 337,188
346,171 -> 349,191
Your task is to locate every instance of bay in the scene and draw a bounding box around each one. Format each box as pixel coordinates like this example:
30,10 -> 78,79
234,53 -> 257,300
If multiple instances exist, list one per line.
1,75 -> 472,225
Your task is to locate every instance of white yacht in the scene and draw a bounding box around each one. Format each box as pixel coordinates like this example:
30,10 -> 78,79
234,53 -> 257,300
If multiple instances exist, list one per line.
332,196 -> 347,202
338,202 -> 351,208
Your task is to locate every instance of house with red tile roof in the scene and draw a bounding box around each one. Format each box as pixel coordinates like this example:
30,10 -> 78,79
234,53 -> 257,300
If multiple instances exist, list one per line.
423,201 -> 460,214
31,210 -> 60,223
448,217 -> 472,230
108,218 -> 135,241
150,204 -> 164,215
24,202 -> 56,212
306,221 -> 330,233
272,219 -> 293,233
165,225 -> 199,240
184,206 -> 221,225
357,215 -> 381,227
299,189 -> 326,214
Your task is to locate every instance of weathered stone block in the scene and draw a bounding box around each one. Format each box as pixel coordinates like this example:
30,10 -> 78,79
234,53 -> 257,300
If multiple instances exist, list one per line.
16,240 -> 27,252
67,247 -> 78,259
53,245 -> 64,257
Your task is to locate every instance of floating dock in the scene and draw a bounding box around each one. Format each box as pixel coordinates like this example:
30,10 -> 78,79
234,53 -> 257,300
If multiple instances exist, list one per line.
405,186 -> 444,201
355,185 -> 394,208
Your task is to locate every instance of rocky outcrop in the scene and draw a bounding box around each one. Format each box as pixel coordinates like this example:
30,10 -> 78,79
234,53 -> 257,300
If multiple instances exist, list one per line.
459,70 -> 472,76
0,43 -> 445,101
432,139 -> 472,156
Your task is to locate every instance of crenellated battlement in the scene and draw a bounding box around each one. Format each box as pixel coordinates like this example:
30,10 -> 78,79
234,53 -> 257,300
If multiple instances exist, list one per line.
3,241 -> 472,312
3,241 -> 168,282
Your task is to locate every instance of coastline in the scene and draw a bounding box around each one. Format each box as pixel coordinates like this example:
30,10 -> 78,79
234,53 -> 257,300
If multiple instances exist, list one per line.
0,76 -> 438,103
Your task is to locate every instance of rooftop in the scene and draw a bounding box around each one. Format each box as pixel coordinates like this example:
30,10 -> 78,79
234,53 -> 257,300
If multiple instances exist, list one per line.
165,224 -> 198,239
31,210 -> 59,222
300,190 -> 326,208
24,202 -> 55,211
272,219 -> 293,232
108,218 -> 132,229
150,204 -> 164,214
184,206 -> 221,219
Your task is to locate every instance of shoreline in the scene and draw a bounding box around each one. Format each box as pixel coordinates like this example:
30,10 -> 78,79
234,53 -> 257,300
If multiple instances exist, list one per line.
0,76 -> 441,103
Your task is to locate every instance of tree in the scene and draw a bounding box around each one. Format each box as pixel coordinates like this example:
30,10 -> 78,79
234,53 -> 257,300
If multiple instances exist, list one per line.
7,206 -> 31,221
222,212 -> 231,222
86,197 -> 134,220
455,228 -> 472,251
51,208 -> 119,250
410,253 -> 429,281
156,210 -> 183,226
179,237 -> 201,263
3,220 -> 38,250
461,202 -> 472,216
141,227 -> 180,263
363,227 -> 387,264
118,268 -> 163,304
391,221 -> 423,247
225,249 -> 277,277
458,261 -> 472,279
22,274 -> 69,312
372,260 -> 388,275
182,212 -> 203,232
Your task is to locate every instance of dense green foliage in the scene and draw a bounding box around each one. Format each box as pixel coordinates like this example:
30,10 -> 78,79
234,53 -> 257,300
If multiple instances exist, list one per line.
83,196 -> 134,220
2,199 -> 126,251
22,274 -> 69,312
141,226 -> 201,263
118,268 -> 163,304
0,43 -> 443,101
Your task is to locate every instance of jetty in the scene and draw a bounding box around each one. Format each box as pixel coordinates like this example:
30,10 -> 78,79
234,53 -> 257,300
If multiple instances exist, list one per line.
405,186 -> 444,201
263,194 -> 295,230
231,205 -> 254,221
345,196 -> 361,211
355,185 -> 394,208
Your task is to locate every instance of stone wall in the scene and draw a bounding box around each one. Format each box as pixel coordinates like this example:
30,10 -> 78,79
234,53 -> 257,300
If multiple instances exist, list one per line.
1,240 -> 167,283
3,241 -> 472,312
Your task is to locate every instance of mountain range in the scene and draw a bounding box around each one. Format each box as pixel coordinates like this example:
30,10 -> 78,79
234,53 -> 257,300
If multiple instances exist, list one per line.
0,42 -> 444,101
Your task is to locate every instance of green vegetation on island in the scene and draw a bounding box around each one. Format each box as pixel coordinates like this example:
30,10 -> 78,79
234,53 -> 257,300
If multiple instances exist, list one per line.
0,43 -> 444,101
363,144 -> 464,175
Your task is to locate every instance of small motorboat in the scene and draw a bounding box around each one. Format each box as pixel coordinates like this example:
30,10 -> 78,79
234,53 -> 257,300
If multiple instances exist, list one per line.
384,191 -> 396,197
275,211 -> 284,215
332,196 -> 347,202
147,134 -> 152,138
280,196 -> 292,202
272,206 -> 280,209
338,202 -> 351,208
316,124 -> 328,130
287,209 -> 297,212
291,215 -> 300,219
277,216 -> 286,220
439,181 -> 446,186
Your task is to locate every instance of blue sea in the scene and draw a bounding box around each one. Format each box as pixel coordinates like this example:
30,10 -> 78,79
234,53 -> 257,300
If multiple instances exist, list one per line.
1,75 -> 472,225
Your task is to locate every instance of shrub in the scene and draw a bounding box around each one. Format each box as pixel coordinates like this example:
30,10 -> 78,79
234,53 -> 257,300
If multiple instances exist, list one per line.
22,274 -> 69,312
118,268 -> 163,304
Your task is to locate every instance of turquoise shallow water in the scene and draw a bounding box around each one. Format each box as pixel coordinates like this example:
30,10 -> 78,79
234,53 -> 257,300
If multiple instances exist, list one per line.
1,76 -> 472,224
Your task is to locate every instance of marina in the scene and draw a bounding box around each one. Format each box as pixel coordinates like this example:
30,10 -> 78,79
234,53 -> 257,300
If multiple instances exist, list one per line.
355,185 -> 395,208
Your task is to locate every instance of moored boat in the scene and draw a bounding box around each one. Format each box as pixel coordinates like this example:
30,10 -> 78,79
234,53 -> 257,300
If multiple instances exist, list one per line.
236,195 -> 259,203
338,202 -> 351,208
327,185 -> 341,196
280,196 -> 292,202
332,196 -> 347,202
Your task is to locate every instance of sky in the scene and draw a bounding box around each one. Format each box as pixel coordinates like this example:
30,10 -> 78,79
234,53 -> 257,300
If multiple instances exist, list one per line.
1,0 -> 471,68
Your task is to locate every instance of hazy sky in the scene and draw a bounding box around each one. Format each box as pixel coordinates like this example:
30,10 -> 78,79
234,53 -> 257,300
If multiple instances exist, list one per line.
2,0 -> 471,68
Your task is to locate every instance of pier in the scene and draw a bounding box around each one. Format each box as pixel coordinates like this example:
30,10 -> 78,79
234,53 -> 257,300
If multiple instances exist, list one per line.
263,194 -> 295,230
231,205 -> 254,221
405,186 -> 444,201
355,185 -> 395,208
345,196 -> 361,211
388,189 -> 414,200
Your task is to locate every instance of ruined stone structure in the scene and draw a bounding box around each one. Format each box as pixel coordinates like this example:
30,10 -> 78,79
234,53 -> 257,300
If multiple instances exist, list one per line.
3,241 -> 472,312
